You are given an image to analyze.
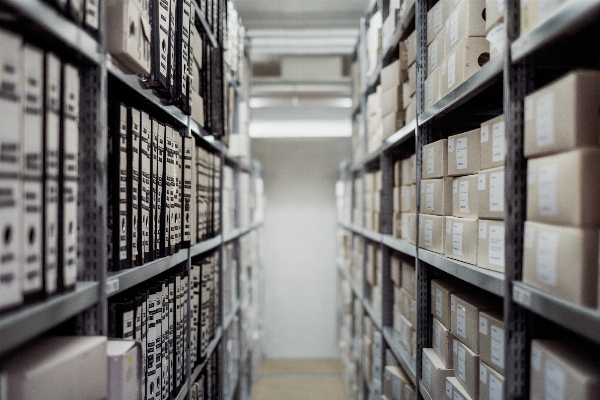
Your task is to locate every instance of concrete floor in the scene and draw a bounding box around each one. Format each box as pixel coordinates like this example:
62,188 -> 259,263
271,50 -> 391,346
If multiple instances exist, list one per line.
251,359 -> 348,400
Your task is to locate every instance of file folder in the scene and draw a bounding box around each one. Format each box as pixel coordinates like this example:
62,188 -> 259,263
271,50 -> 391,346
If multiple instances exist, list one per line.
146,286 -> 157,400
150,119 -> 158,261
157,123 -> 166,257
148,0 -> 170,89
161,280 -> 170,400
165,127 -> 174,255
140,112 -> 151,263
168,275 -> 175,395
175,272 -> 182,388
108,298 -> 135,339
173,0 -> 191,109
173,131 -> 181,252
128,108 -> 141,266
153,283 -> 163,400
135,292 -> 148,400
166,0 -> 178,98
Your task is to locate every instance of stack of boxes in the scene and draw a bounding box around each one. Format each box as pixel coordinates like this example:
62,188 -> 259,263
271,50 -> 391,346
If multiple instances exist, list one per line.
363,316 -> 384,396
367,11 -> 382,77
365,170 -> 383,232
424,0 -> 490,110
485,0 -> 505,59
367,87 -> 383,154
393,155 -> 417,243
391,255 -> 417,362
380,60 -> 406,142
367,242 -> 383,317
383,364 -> 417,400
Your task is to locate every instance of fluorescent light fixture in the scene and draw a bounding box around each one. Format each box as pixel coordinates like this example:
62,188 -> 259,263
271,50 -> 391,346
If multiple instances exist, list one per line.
249,120 -> 352,138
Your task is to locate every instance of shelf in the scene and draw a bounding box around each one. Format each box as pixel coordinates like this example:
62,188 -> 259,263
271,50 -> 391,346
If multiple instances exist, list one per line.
383,327 -> 417,385
1,0 -> 101,64
191,327 -> 223,382
360,119 -> 417,168
193,0 -> 219,49
363,299 -> 382,330
418,55 -> 504,125
418,249 -> 504,297
190,235 -> 222,257
381,0 -> 416,60
223,222 -> 262,243
107,58 -> 189,126
381,234 -> 417,258
419,382 -> 434,400
0,282 -> 99,356
512,282 -> 600,344
511,0 -> 600,62
174,379 -> 189,400
106,250 -> 189,297
224,301 -> 241,331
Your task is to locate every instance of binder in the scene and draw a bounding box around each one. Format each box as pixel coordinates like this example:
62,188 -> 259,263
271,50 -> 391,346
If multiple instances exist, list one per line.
156,123 -> 165,257
175,273 -> 182,388
197,147 -> 208,241
128,108 -> 141,266
58,63 -> 79,292
21,44 -> 44,300
190,143 -> 197,245
148,0 -> 170,89
108,298 -> 135,339
149,119 -> 157,261
182,137 -> 192,247
190,263 -> 200,364
173,132 -> 181,252
43,52 -> 61,296
84,0 -> 100,33
173,0 -> 191,108
167,0 -> 178,98
160,280 -> 170,400
200,261 -> 211,358
138,292 -> 148,400
140,112 -> 151,262
181,272 -> 188,381
168,275 -> 175,395
212,152 -> 221,236
164,127 -> 174,255
146,287 -> 157,400
153,283 -> 163,400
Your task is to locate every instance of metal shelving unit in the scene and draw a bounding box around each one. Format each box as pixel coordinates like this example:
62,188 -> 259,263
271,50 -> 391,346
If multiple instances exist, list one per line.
381,234 -> 416,258
190,235 -> 223,257
383,327 -> 416,385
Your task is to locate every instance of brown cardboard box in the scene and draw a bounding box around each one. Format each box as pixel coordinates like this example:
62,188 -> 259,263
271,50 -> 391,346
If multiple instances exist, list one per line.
107,0 -> 151,74
400,287 -> 417,326
401,213 -> 417,244
451,291 -> 502,353
478,309 -> 504,375
446,376 -> 474,400
405,30 -> 417,67
384,366 -> 409,400
107,340 -> 143,400
425,66 -> 440,109
444,0 -> 486,56
433,316 -> 454,368
394,211 -> 402,237
421,178 -> 453,216
441,38 -> 489,98
524,70 -> 600,158
391,254 -> 402,286
448,129 -> 481,176
523,221 -> 598,308
422,139 -> 448,179
422,348 -> 454,400
399,315 -> 415,357
479,361 -> 505,400
399,185 -> 413,213
452,175 -> 479,219
402,259 -> 416,298
427,0 -> 448,45
402,155 -> 417,185
526,148 -> 600,227
383,111 -> 405,140
428,31 -> 445,76
486,0 -> 505,31
410,184 -> 417,213
477,219 -> 505,273
381,60 -> 401,91
477,166 -> 504,220
486,22 -> 505,59
431,278 -> 466,329
0,336 -> 107,400
406,95 -> 416,122
480,114 -> 506,171
453,338 -> 480,400
521,0 -> 568,36
394,160 -> 402,186
419,214 -> 446,254
382,85 -> 404,115
530,340 -> 600,400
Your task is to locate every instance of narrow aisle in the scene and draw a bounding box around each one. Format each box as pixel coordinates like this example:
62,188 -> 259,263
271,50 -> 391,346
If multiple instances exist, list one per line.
251,359 -> 348,400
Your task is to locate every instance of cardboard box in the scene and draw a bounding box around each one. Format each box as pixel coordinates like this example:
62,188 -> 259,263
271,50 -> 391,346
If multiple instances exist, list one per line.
448,129 -> 481,176
391,255 -> 402,286
406,95 -> 416,122
107,340 -> 143,400
383,111 -> 405,140
421,178 -> 453,216
477,219 -> 505,273
441,37 -> 489,98
394,161 -> 402,187
477,166 -> 504,220
524,70 -> 600,158
107,0 -> 151,74
384,366 -> 409,400
521,0 -> 567,36
425,66 -> 440,109
453,338 -> 480,400
407,62 -> 417,97
452,175 -> 479,219
428,31 -> 445,76
402,155 -> 417,185
0,336 -> 107,400
478,309 -> 504,375
486,22 -> 505,59
382,85 -> 404,115
402,213 -> 417,244
486,0 -> 505,31
433,316 -> 454,369
399,41 -> 409,72
419,214 -> 446,254
405,30 -> 417,67
399,185 -> 413,213
526,149 -> 600,227
190,90 -> 205,127
393,211 -> 402,237
399,314 -> 416,357
523,221 -> 598,308
422,139 -> 448,179
402,259 -> 416,298
446,376 -> 473,400
427,0 -> 448,45
530,340 -> 600,400
422,348 -> 454,400
479,361 -> 504,400
451,291 -> 502,353
400,287 -> 417,326
381,60 -> 404,90
431,278 -> 465,329
480,114 -> 506,171
444,0 -> 486,56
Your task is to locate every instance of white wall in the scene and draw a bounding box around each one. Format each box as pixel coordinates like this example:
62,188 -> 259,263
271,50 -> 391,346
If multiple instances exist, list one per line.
252,137 -> 351,359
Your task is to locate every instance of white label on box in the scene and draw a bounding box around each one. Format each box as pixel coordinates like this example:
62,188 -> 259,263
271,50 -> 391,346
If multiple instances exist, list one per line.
434,2 -> 444,33
498,0 -> 506,12
453,222 -> 464,255
491,325 -> 505,368
454,338 -> 458,353
536,93 -> 555,147
436,288 -> 443,317
427,147 -> 435,174
538,163 -> 557,216
425,357 -> 432,388
459,181 -> 470,213
490,373 -> 503,400
487,23 -> 506,54
426,183 -> 435,210
425,219 -> 434,247
458,345 -> 466,381
457,304 -> 467,338
489,170 -> 504,212
435,322 -> 442,350
537,231 -> 558,286
524,225 -> 534,249
479,316 -> 488,335
489,226 -> 505,267
545,360 -> 566,400
478,174 -> 486,190
428,12 -> 432,24
525,97 -> 533,121
450,9 -> 459,46
446,381 -> 453,398
456,137 -> 468,169
531,345 -> 542,371
431,39 -> 439,70
448,137 -> 455,153
527,162 -> 535,185
479,222 -> 488,239
492,121 -> 505,162
481,125 -> 489,142
428,77 -> 435,106
454,390 -> 464,400
448,51 -> 457,88
480,363 -> 488,382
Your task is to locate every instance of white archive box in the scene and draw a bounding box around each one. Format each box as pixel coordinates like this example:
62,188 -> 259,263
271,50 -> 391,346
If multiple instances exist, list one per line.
445,216 -> 478,265
421,178 -> 453,216
448,128 -> 481,177
479,114 -> 506,171
107,340 -> 143,400
452,174 -> 479,219
479,361 -> 504,400
477,167 -> 504,220
419,214 -> 445,254
453,338 -> 480,400
477,219 -> 505,273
